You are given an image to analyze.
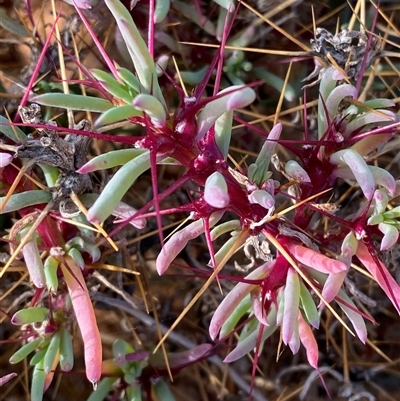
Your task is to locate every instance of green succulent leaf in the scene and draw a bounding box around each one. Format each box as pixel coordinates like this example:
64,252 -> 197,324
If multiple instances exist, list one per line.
43,331 -> 61,374
151,378 -> 176,401
116,67 -> 141,93
30,345 -> 49,366
105,0 -> 165,106
44,256 -> 59,292
0,7 -> 29,36
10,338 -> 43,364
91,69 -> 134,104
31,94 -> 113,113
11,307 -> 49,325
0,190 -> 52,214
0,115 -> 28,142
78,148 -> 147,173
299,281 -> 319,329
59,327 -> 74,371
31,358 -> 46,401
87,150 -> 151,224
94,105 -> 142,127
86,377 -> 116,401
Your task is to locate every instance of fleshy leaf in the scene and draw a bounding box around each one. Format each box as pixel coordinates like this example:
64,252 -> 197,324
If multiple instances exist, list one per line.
299,281 -> 319,329
298,313 -> 319,369
204,172 -> 230,208
1,190 -> 52,214
336,289 -> 367,343
288,244 -> 347,274
0,115 -> 27,142
105,0 -> 165,106
330,149 -> 375,199
209,260 -> 275,340
224,320 -> 277,363
156,212 -> 223,275
196,86 -> 256,140
282,268 -> 300,345
87,150 -> 150,224
132,94 -> 166,127
78,149 -> 146,173
356,242 -> 400,314
378,223 -> 399,251
31,94 -> 113,112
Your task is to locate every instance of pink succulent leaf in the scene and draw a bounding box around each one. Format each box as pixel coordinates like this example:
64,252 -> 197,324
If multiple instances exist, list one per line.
251,288 -> 269,326
309,267 -> 368,342
325,83 -> 358,120
224,320 -> 277,363
0,372 -> 17,387
368,166 -> 396,197
204,172 -> 230,208
288,317 -> 300,354
196,86 -> 256,140
330,150 -> 375,199
132,94 -> 166,127
298,313 -> 319,369
62,257 -> 102,383
20,230 -> 46,289
157,212 -> 223,276
256,123 -> 283,163
321,270 -> 348,304
209,260 -> 275,340
111,202 -> 147,229
343,109 -> 396,137
320,233 -> 355,305
350,133 -> 394,157
287,243 -> 347,274
356,242 -> 400,314
282,268 -> 300,345
156,219 -> 205,275
248,189 -> 275,209
336,289 -> 367,343
341,231 -> 359,258
378,223 -> 399,251
333,165 -> 396,199
372,189 -> 389,216
0,152 -> 12,167
284,160 -> 311,183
